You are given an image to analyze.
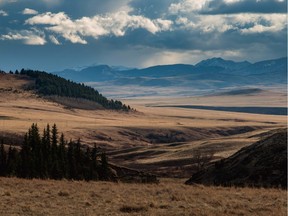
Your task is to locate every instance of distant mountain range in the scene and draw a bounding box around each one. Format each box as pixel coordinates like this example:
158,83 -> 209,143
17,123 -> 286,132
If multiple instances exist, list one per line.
53,57 -> 287,97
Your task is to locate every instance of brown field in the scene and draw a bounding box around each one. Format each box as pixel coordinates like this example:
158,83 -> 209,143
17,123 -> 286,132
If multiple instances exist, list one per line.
0,74 -> 286,177
0,177 -> 286,216
0,74 -> 287,215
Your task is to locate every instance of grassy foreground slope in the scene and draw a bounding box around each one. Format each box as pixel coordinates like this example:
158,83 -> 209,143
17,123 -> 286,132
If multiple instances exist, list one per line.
0,177 -> 286,216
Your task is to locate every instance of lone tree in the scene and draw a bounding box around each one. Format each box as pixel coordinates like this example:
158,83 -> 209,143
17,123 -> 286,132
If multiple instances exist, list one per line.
192,149 -> 215,172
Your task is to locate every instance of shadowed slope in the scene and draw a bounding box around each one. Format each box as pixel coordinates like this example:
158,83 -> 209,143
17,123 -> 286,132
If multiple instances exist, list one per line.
186,128 -> 287,188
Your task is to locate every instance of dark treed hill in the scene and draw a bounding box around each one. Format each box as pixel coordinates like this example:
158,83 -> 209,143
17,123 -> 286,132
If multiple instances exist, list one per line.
18,69 -> 131,111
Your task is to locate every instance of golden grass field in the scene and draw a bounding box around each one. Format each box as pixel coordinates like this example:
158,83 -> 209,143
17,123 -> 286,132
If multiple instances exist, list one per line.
0,74 -> 287,215
0,177 -> 286,216
0,74 -> 286,176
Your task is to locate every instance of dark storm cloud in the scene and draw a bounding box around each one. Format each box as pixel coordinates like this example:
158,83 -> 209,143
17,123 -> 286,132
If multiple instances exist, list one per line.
204,0 -> 287,14
0,0 -> 286,70
101,23 -> 286,55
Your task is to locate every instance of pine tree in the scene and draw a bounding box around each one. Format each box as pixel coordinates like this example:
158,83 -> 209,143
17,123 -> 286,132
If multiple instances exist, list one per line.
67,141 -> 76,179
58,133 -> 67,178
0,140 -> 7,176
6,145 -> 18,176
100,152 -> 109,180
19,133 -> 31,178
43,124 -> 51,177
84,147 -> 91,181
74,139 -> 83,180
31,124 -> 43,178
90,144 -> 98,180
1,123 -> 111,181
50,124 -> 60,179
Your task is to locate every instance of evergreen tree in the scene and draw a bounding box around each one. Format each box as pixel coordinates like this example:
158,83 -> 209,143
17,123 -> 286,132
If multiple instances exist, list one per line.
43,124 -> 51,177
100,152 -> 109,180
19,133 -> 31,178
0,140 -> 7,176
58,133 -> 67,178
84,147 -> 91,181
74,139 -> 83,180
67,141 -> 76,179
6,146 -> 18,176
50,124 -> 60,178
31,124 -> 43,178
90,144 -> 98,180
0,123 -> 111,182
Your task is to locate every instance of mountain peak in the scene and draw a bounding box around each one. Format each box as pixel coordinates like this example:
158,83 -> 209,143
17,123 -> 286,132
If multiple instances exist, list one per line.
196,58 -> 251,70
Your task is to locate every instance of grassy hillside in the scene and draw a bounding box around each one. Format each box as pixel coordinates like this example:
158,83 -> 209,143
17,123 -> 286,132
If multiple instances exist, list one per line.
0,72 -> 286,179
186,129 -> 287,188
19,69 -> 131,111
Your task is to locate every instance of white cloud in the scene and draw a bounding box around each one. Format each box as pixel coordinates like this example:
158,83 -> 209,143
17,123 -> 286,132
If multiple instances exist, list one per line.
0,10 -> 8,16
223,0 -> 243,4
25,12 -> 87,44
169,0 -> 212,14
2,1 -> 285,48
24,35 -> 46,45
49,35 -> 60,45
22,8 -> 38,15
25,12 -> 68,25
25,11 -> 173,44
175,13 -> 286,34
176,15 -> 233,33
233,13 -> 287,33
1,30 -> 46,45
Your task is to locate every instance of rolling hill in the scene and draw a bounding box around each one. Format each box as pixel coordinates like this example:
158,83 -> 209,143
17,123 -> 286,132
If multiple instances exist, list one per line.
17,70 -> 131,111
185,128 -> 287,188
0,65 -> 286,180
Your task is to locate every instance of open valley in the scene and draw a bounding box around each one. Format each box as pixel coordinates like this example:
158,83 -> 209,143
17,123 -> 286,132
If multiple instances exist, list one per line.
0,1 -> 287,214
0,74 -> 286,178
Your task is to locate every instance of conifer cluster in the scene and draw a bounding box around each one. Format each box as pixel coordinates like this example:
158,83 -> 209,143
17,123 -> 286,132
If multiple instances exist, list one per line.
19,69 -> 131,111
0,124 -> 110,181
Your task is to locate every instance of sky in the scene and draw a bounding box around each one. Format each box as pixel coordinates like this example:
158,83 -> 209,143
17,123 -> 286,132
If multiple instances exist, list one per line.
0,0 -> 287,71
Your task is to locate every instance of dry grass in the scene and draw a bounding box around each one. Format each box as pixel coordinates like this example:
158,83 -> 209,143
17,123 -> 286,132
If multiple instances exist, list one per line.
0,177 -> 286,216
0,74 -> 287,178
0,73 -> 287,215
0,80 -> 285,148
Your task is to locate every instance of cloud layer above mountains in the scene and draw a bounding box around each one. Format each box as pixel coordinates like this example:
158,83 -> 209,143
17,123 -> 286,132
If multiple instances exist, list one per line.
0,0 -> 286,71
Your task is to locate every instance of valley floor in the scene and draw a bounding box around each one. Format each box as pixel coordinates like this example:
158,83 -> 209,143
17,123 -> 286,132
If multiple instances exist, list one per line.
0,177 -> 286,216
0,76 -> 287,178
